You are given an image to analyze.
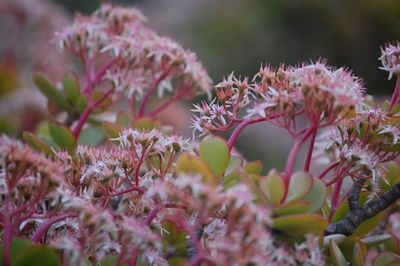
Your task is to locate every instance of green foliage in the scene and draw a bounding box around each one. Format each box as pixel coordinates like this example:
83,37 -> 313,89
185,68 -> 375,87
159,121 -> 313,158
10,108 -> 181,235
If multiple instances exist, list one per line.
329,239 -> 348,266
33,72 -> 72,114
48,122 -> 76,153
262,169 -> 285,206
22,131 -> 55,158
285,171 -> 313,204
199,136 -> 230,178
175,152 -> 216,186
78,126 -> 104,146
271,213 -> 327,236
13,246 -> 59,266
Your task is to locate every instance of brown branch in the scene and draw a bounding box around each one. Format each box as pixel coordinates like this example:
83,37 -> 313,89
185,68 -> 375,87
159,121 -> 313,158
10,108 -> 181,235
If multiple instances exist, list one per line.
325,179 -> 400,236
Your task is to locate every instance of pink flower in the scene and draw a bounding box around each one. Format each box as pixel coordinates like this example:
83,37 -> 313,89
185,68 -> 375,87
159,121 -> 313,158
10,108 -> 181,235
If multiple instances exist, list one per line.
379,41 -> 400,80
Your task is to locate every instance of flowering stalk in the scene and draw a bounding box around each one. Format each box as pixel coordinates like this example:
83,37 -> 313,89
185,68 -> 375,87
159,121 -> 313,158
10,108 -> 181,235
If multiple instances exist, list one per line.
32,214 -> 76,243
227,117 -> 268,150
137,65 -> 173,118
72,88 -> 114,139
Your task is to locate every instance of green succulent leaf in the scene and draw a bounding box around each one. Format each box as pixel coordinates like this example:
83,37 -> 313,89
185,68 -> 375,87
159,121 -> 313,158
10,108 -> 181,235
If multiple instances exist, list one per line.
285,171 -> 313,204
271,213 -> 327,236
374,252 -> 400,266
262,169 -> 285,206
62,72 -> 80,103
48,122 -> 76,153
303,177 -> 327,213
329,239 -> 348,266
78,126 -> 104,146
22,132 -> 55,158
323,234 -> 347,248
360,234 -> 391,247
199,136 -> 230,179
274,201 -> 310,216
243,161 -> 263,174
33,72 -> 72,113
102,122 -> 121,139
0,237 -> 33,265
117,111 -> 131,127
176,153 -> 216,186
14,245 -> 58,266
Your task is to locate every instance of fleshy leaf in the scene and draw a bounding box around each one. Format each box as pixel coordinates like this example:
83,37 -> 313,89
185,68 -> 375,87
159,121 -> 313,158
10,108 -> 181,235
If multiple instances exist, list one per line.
176,153 -> 216,186
22,132 -> 55,158
262,169 -> 285,206
329,239 -> 348,266
117,111 -> 131,127
102,122 -> 121,139
62,72 -> 80,103
0,237 -> 33,264
303,177 -> 327,213
374,252 -> 400,266
271,213 -> 327,236
243,161 -> 263,174
78,126 -> 104,146
199,136 -> 230,179
33,72 -> 72,113
274,201 -> 310,216
360,234 -> 391,247
323,234 -> 347,248
48,122 -> 76,153
14,246 -> 58,266
285,171 -> 313,204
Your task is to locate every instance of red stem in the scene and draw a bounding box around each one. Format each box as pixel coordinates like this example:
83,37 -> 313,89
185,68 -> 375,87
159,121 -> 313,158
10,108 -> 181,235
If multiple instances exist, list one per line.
137,67 -> 173,118
72,88 -> 114,139
329,176 -> 345,221
304,126 -> 318,172
147,89 -> 191,118
318,161 -> 340,180
388,77 -> 400,112
2,214 -> 12,266
109,186 -> 144,197
281,127 -> 315,203
144,203 -> 186,226
32,214 -> 75,243
227,117 -> 268,150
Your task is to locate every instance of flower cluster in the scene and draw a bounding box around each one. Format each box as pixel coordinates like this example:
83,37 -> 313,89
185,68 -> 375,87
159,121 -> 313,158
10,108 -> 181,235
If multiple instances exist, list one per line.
315,103 -> 399,183
55,4 -> 212,104
192,61 -> 365,137
0,136 -> 63,236
380,41 -> 400,80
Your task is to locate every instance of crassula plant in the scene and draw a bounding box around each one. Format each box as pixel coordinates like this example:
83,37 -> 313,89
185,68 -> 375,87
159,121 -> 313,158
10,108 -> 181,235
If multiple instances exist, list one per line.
1,3 -> 400,266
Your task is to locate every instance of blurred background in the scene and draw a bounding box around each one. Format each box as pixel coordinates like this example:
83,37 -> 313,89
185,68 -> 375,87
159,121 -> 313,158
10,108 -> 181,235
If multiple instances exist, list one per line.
1,0 -> 400,171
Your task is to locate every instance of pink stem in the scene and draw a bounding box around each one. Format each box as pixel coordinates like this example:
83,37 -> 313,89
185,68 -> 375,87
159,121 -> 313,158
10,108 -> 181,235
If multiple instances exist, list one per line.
2,214 -> 12,266
31,214 -> 75,243
329,176 -> 345,221
388,78 -> 400,112
147,89 -> 190,118
72,88 -> 114,139
281,127 -> 314,202
144,203 -> 186,226
109,186 -> 144,197
137,67 -> 173,118
318,161 -> 340,180
227,117 -> 268,150
304,127 -> 318,172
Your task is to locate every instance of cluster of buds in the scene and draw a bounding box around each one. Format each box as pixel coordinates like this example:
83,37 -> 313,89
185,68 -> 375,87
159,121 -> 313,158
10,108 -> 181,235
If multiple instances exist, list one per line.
55,4 -> 212,119
192,61 -> 365,138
